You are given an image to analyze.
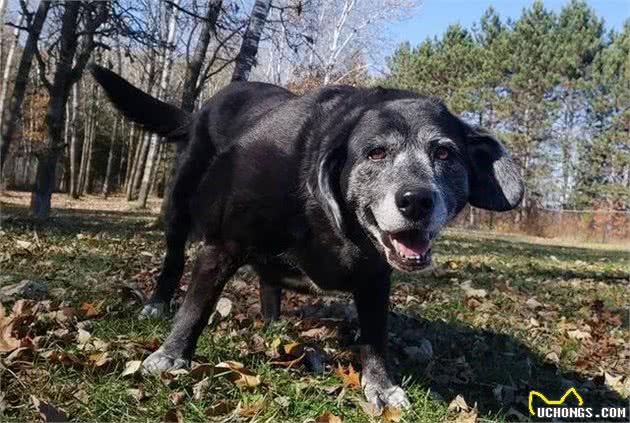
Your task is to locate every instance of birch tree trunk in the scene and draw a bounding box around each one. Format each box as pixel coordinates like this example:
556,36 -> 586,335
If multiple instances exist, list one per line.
102,117 -> 119,197
0,12 -> 26,125
69,82 -> 80,197
181,0 -> 222,112
136,0 -> 180,209
0,0 -> 50,171
154,0 -> 223,226
231,0 -> 272,82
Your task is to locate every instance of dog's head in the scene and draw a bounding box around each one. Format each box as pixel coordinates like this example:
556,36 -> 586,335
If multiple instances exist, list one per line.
315,94 -> 523,272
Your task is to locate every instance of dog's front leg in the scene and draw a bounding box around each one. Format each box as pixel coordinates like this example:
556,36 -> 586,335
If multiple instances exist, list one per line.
143,244 -> 240,373
354,280 -> 410,410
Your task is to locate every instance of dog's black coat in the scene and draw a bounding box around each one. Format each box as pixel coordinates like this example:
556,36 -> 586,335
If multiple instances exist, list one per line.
91,65 -> 523,409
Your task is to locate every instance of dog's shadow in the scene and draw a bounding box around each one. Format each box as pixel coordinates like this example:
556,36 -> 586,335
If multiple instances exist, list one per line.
293,301 -> 628,422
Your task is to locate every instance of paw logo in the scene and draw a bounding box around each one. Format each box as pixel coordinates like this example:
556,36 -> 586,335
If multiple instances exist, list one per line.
528,387 -> 584,415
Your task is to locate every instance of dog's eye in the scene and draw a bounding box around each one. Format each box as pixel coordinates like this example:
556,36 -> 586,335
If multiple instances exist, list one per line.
368,147 -> 387,161
435,147 -> 450,161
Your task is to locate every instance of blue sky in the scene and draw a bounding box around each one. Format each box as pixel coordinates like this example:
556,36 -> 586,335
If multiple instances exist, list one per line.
389,0 -> 629,46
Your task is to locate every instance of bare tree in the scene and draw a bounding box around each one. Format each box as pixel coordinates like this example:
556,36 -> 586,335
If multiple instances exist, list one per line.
0,8 -> 26,125
231,0 -> 272,82
0,0 -> 50,172
181,0 -> 223,112
30,1 -> 108,218
136,0 -> 180,209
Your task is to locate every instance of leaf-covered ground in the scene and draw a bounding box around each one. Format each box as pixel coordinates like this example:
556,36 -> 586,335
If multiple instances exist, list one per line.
0,194 -> 629,422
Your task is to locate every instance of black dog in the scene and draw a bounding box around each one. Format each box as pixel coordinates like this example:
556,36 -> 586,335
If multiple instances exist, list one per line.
92,65 -> 523,409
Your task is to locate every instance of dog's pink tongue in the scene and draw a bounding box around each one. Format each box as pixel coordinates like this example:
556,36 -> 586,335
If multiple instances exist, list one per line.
391,232 -> 431,256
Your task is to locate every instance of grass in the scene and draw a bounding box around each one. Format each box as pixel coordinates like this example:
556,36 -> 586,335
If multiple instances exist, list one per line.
0,193 -> 628,422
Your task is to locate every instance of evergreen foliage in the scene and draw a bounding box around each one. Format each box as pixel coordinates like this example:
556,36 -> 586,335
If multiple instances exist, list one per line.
384,0 -> 629,211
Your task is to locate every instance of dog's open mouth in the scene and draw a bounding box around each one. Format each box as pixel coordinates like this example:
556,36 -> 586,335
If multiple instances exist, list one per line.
381,229 -> 433,272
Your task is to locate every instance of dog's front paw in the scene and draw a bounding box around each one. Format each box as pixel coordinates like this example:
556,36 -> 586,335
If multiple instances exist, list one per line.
142,349 -> 189,374
363,380 -> 410,411
138,302 -> 167,320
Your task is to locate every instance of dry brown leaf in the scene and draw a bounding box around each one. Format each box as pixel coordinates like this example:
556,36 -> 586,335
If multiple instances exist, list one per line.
382,406 -> 402,422
206,400 -> 235,417
300,327 -> 332,338
79,302 -> 100,318
127,388 -> 146,402
335,363 -> 361,389
88,352 -> 112,370
460,280 -> 488,299
567,328 -> 591,340
283,341 -> 303,355
12,299 -> 36,316
315,410 -> 343,423
447,394 -> 478,423
193,377 -> 211,401
189,363 -> 214,380
31,396 -> 68,422
161,408 -> 184,423
0,305 -> 19,353
40,350 -> 81,367
357,400 -> 382,417
215,361 -> 261,387
169,391 -> 186,406
121,360 -> 142,377
236,398 -> 265,417
271,353 -> 305,368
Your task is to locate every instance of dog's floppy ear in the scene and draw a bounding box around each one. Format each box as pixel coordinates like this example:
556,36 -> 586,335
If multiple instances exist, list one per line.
311,146 -> 347,234
90,64 -> 190,137
466,127 -> 524,211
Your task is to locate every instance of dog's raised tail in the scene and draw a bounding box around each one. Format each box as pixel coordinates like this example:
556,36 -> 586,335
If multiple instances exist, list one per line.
90,64 -> 190,141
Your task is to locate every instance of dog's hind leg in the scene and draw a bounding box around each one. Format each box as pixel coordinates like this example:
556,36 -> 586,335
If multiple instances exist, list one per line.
139,227 -> 187,319
143,244 -> 240,373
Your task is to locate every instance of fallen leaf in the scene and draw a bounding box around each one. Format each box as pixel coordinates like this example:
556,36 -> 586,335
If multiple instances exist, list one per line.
0,305 -> 19,353
301,327 -> 332,338
161,408 -> 184,423
382,406 -> 402,422
460,280 -> 488,298
526,298 -> 543,309
283,341 -> 303,355
271,353 -> 305,368
357,400 -> 382,417
206,400 -> 235,417
16,240 -> 34,250
605,372 -> 629,397
236,398 -> 265,417
127,388 -> 146,402
567,329 -> 591,340
31,396 -> 68,422
193,377 -> 211,400
315,410 -> 343,422
215,298 -> 232,318
79,302 -> 100,318
169,391 -> 185,406
40,350 -> 81,367
122,360 -> 142,377
76,329 -> 92,345
190,363 -> 214,380
335,364 -> 361,389
215,361 -> 261,387
447,394 -> 477,423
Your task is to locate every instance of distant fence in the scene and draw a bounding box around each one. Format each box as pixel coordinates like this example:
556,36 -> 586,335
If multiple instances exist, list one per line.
451,206 -> 630,244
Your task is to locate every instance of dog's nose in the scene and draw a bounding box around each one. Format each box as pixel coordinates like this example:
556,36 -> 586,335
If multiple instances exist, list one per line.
395,188 -> 434,220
